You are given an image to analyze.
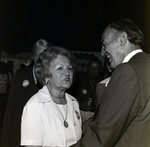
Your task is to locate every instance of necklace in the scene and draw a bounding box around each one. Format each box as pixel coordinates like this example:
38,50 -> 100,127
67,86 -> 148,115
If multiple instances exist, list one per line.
47,86 -> 68,127
55,103 -> 69,128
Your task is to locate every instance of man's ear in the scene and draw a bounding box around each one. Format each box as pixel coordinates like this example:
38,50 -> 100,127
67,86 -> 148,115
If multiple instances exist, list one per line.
118,32 -> 128,46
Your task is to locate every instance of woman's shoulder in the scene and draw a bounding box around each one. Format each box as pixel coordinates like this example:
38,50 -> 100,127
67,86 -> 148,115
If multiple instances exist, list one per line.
66,93 -> 77,101
25,92 -> 39,107
28,86 -> 49,103
66,93 -> 80,108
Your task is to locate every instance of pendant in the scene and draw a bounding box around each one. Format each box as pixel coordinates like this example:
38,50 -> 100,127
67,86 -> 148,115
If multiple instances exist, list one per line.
64,120 -> 68,128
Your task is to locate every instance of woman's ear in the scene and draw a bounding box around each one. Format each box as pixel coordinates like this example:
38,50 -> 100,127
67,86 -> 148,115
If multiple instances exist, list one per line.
119,32 -> 128,46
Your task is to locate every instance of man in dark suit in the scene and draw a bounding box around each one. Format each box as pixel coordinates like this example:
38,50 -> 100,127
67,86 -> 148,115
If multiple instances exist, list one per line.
72,18 -> 150,147
1,39 -> 52,147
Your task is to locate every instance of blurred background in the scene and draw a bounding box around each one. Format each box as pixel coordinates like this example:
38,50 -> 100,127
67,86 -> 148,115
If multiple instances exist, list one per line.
0,0 -> 149,55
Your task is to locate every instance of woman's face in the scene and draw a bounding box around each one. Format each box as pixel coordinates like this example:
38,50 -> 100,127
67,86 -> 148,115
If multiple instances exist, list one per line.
48,55 -> 73,90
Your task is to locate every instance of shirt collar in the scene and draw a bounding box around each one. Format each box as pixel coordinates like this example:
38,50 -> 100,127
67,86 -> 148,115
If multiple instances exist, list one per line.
38,85 -> 77,103
100,77 -> 111,87
122,49 -> 143,63
38,86 -> 52,102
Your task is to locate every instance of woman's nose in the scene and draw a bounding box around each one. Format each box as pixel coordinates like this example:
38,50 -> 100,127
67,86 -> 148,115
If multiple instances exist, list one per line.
64,69 -> 70,76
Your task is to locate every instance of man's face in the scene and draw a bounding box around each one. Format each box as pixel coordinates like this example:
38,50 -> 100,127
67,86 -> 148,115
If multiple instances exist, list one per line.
88,62 -> 101,80
101,26 -> 125,69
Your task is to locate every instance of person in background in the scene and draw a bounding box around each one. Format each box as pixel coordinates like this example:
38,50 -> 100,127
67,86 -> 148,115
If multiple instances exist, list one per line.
21,46 -> 82,147
6,61 -> 14,84
1,39 -> 53,147
19,64 -> 27,69
67,57 -> 103,122
0,61 -> 9,144
79,57 -> 103,112
72,18 -> 150,147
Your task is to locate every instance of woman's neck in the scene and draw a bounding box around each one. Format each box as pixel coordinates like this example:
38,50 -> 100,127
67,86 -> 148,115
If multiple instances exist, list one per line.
46,85 -> 67,104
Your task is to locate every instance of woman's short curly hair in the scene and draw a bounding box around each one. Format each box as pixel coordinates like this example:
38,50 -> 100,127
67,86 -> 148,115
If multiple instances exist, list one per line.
34,46 -> 75,85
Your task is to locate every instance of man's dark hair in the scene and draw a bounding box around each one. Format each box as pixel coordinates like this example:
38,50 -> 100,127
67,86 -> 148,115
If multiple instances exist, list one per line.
87,57 -> 102,69
109,18 -> 144,47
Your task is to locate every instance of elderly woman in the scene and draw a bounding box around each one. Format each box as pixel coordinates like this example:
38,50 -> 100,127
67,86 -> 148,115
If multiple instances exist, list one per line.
21,46 -> 82,147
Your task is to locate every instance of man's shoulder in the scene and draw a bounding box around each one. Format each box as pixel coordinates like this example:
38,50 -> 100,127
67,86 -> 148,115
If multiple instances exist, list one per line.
129,52 -> 150,63
123,52 -> 150,69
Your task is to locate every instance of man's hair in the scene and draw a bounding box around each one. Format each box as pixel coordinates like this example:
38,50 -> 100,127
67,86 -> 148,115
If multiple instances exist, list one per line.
109,18 -> 144,47
87,57 -> 102,69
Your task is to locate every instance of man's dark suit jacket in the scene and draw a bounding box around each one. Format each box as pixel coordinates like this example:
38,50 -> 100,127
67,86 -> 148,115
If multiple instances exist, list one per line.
2,64 -> 41,147
78,52 -> 150,147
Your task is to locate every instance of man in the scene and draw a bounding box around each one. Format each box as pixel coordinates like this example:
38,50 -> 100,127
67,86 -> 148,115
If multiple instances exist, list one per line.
73,18 -> 150,147
1,39 -> 52,147
79,57 -> 103,112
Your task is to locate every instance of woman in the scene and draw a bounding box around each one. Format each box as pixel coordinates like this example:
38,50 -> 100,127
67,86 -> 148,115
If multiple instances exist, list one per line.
21,46 -> 82,147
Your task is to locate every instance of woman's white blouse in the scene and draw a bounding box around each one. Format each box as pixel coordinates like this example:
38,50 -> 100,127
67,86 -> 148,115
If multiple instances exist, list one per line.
21,86 -> 82,147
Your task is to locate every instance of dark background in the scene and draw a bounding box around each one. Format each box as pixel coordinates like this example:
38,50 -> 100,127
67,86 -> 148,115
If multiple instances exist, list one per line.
0,0 -> 149,55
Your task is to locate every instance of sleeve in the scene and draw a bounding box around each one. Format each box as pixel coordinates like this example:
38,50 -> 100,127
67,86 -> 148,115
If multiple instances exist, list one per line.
21,97 -> 43,146
81,64 -> 141,147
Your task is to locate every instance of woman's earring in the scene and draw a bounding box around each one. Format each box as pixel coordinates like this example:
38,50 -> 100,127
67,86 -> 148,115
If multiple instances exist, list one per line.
45,78 -> 49,84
